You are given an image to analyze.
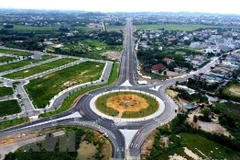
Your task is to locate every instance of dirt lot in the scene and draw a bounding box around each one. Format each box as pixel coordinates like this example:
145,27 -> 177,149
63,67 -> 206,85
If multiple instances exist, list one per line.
77,141 -> 97,160
100,51 -> 121,60
106,94 -> 149,117
166,89 -> 178,99
229,87 -> 240,96
0,128 -> 62,147
167,71 -> 181,77
101,139 -> 112,160
188,109 -> 230,136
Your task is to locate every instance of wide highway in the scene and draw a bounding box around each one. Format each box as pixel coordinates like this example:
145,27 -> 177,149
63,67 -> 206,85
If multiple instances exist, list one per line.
0,19 -> 219,160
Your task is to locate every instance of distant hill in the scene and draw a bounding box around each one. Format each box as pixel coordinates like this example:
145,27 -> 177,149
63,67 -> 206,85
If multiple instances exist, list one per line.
82,12 -> 106,16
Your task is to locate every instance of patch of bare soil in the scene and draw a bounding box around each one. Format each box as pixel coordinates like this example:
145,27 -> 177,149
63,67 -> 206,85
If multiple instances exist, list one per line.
106,94 -> 149,117
101,140 -> 112,160
229,87 -> 240,96
100,51 -> 121,61
188,109 -> 230,136
166,89 -> 178,99
141,130 -> 156,160
169,154 -> 187,160
0,128 -> 62,147
77,141 -> 97,160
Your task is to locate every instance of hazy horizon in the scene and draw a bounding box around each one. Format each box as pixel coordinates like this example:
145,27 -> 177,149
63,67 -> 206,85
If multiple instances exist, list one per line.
0,0 -> 240,15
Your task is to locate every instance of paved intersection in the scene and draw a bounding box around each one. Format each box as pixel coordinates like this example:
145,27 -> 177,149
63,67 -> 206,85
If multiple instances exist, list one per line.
0,19 -> 218,160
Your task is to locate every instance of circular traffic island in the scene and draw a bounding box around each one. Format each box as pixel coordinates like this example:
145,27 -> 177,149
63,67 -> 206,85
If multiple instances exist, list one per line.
95,92 -> 159,118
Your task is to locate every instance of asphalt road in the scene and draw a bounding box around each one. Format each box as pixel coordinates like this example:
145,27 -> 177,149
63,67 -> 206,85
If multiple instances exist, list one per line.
0,19 -> 220,160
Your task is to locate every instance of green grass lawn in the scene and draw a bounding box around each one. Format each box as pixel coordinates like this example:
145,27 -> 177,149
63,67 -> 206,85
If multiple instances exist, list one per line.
136,24 -> 239,31
175,51 -> 186,55
0,100 -> 21,117
4,58 -> 76,79
181,133 -> 240,159
25,61 -> 105,108
0,117 -> 29,130
0,48 -> 33,56
74,26 -> 99,31
83,39 -> 108,48
0,87 -> 14,97
155,133 -> 240,160
61,40 -> 108,55
107,25 -> 124,31
40,62 -> 119,118
95,92 -> 159,118
0,55 -> 55,73
0,25 -> 59,31
57,38 -> 122,60
0,56 -> 16,63
212,102 -> 240,140
223,83 -> 240,98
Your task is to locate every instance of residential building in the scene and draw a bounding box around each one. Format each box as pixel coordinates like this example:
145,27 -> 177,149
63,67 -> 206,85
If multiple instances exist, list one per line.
151,63 -> 166,74
163,57 -> 174,65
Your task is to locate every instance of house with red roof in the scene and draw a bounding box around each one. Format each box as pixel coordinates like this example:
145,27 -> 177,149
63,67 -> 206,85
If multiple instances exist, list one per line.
163,57 -> 174,65
151,63 -> 166,74
178,98 -> 196,112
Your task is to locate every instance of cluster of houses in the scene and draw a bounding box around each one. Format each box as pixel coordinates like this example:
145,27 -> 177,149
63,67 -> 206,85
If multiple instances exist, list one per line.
132,13 -> 240,26
150,57 -> 175,74
137,28 -> 240,53
196,52 -> 240,84
185,54 -> 209,69
190,35 -> 240,54
172,52 -> 240,112
135,27 -> 240,78
150,54 -> 209,77
171,85 -> 209,112
88,23 -> 102,28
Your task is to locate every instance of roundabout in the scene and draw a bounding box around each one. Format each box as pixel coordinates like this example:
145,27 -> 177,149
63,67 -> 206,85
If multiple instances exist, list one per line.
0,20 -> 179,160
90,89 -> 166,122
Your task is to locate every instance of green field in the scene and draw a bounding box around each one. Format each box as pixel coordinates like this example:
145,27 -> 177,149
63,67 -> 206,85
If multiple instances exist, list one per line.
136,24 -> 233,31
0,87 -> 14,97
107,25 -> 124,31
155,133 -> 240,160
25,61 -> 105,108
4,58 -> 76,79
0,24 -> 101,32
74,26 -> 100,31
60,40 -> 108,55
223,83 -> 240,98
95,92 -> 159,118
59,39 -> 122,59
212,102 -> 240,140
0,55 -> 55,72
175,51 -> 186,55
0,48 -> 33,56
0,100 -> 21,117
0,25 -> 59,31
0,56 -> 16,63
40,62 -> 119,118
0,117 -> 29,130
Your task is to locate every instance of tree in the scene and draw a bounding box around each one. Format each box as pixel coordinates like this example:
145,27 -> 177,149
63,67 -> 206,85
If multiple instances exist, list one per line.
201,107 -> 211,119
193,115 -> 198,123
4,152 -> 16,160
163,70 -> 167,76
175,81 -> 179,86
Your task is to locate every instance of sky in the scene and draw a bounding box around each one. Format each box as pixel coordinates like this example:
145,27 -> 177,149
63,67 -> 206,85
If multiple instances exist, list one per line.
0,0 -> 240,14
